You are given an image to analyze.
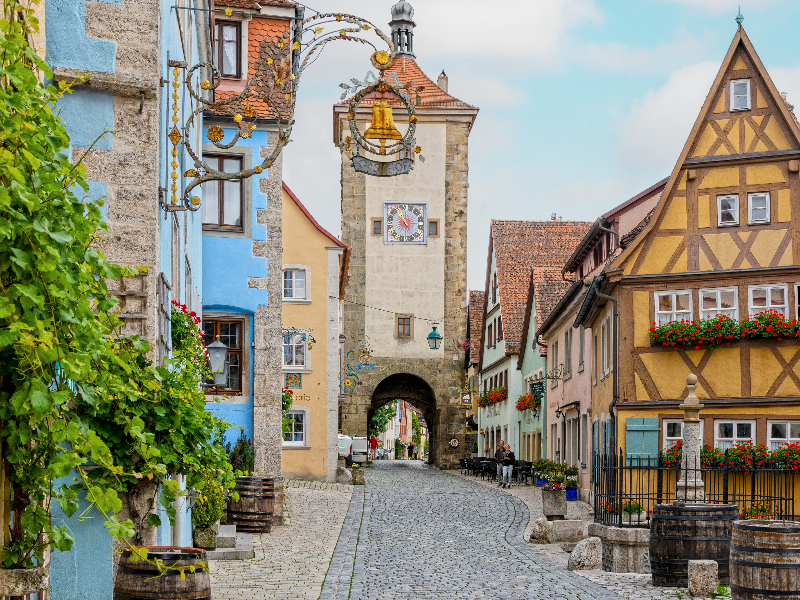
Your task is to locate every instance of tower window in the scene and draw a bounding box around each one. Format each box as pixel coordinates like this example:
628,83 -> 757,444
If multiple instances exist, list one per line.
731,79 -> 751,111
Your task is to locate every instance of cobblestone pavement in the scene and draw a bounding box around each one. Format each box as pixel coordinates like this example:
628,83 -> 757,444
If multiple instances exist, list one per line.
209,479 -> 353,599
448,469 -> 682,600
320,461 -> 626,600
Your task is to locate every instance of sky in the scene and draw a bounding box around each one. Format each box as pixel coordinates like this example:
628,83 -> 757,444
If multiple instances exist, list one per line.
281,0 -> 800,291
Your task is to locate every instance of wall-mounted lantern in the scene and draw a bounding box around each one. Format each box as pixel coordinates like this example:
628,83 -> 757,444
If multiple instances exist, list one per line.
427,324 -> 442,350
207,338 -> 229,387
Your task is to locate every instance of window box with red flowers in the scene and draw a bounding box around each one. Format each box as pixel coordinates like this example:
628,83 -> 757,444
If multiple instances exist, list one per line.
649,315 -> 741,350
515,392 -> 542,413
740,309 -> 798,341
477,386 -> 507,408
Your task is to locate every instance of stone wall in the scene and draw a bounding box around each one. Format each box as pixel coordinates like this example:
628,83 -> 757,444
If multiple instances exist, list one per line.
253,137 -> 285,521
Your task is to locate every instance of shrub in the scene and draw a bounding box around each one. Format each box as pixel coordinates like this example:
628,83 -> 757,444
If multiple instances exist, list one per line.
740,502 -> 777,520
650,315 -> 741,350
564,479 -> 578,488
192,480 -> 226,527
225,429 -> 255,476
741,309 -> 796,340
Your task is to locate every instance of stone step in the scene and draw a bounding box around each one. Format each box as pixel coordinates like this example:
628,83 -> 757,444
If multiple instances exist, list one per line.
217,524 -> 236,548
205,532 -> 254,560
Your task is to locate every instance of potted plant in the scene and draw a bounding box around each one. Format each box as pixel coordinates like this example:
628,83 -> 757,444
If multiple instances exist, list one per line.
471,441 -> 479,458
350,463 -> 364,485
541,480 -> 567,520
533,459 -> 552,486
192,479 -> 226,549
563,466 -> 579,501
620,500 -> 648,524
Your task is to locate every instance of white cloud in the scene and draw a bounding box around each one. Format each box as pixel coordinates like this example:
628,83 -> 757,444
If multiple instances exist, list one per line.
616,61 -> 719,174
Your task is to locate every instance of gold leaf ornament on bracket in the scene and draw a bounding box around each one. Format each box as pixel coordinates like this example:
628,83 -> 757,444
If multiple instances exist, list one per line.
224,7 -> 233,16
200,79 -> 211,90
370,50 -> 394,71
207,126 -> 224,143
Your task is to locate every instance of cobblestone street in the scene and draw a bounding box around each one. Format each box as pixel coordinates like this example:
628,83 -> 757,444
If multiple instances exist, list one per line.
210,463 -> 684,600
322,462 -> 624,600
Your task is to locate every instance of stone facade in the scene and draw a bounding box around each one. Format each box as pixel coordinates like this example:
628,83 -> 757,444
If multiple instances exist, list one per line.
339,123 -> 472,469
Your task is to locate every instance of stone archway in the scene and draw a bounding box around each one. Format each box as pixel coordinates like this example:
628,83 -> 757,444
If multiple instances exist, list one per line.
368,373 -> 438,465
341,365 -> 465,468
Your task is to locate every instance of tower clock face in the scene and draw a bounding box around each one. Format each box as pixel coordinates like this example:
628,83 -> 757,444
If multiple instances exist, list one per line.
385,203 -> 425,244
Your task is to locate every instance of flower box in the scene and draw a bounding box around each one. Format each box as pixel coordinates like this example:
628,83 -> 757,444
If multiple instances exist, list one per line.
650,315 -> 741,350
516,392 -> 542,413
536,475 -> 549,487
741,309 -> 798,341
477,386 -> 508,408
541,489 -> 567,518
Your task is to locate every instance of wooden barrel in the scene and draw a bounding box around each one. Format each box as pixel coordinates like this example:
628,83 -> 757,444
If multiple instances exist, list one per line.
730,519 -> 800,600
227,476 -> 274,533
650,503 -> 738,587
114,546 -> 210,600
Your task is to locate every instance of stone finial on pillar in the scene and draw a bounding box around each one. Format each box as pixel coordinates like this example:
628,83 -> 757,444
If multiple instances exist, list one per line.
677,374 -> 705,501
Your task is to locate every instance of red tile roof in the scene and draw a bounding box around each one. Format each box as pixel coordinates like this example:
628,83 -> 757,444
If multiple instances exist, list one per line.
282,182 -> 345,248
490,220 -> 592,356
338,57 -> 476,111
469,290 -> 485,364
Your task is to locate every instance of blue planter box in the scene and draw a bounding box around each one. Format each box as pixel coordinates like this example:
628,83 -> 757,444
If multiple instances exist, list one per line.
536,476 -> 549,487
566,487 -> 578,501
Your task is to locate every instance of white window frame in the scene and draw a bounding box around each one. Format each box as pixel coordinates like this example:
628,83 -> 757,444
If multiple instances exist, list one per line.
551,340 -> 559,389
600,321 -> 606,381
282,330 -> 310,371
795,283 -> 800,321
767,420 -> 800,451
717,194 -> 740,227
699,287 -> 739,320
748,284 -> 788,318
663,419 -> 705,448
563,328 -> 572,380
748,192 -> 771,225
655,290 -> 693,326
578,325 -> 585,372
714,419 -> 756,451
592,330 -> 598,386
282,265 -> 310,303
606,312 -> 613,374
730,78 -> 751,112
282,406 -> 309,447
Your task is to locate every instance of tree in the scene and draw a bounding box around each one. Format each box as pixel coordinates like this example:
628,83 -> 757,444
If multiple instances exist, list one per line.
412,412 -> 422,448
368,402 -> 396,437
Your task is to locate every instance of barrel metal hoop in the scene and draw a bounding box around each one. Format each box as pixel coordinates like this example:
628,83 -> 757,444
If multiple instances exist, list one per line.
732,543 -> 800,554
731,584 -> 800,597
734,523 -> 800,533
651,514 -> 739,521
731,558 -> 800,569
650,535 -> 733,541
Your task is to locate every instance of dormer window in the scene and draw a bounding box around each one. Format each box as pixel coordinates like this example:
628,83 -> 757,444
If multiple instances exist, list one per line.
731,79 -> 751,111
214,21 -> 241,78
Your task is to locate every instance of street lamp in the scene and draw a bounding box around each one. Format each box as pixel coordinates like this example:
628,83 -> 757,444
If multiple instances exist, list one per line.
207,338 -> 229,387
427,324 -> 442,350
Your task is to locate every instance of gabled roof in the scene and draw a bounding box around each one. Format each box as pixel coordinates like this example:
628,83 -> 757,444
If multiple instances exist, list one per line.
282,183 -> 349,298
468,290 -> 485,364
480,220 -> 592,364
607,26 -> 800,274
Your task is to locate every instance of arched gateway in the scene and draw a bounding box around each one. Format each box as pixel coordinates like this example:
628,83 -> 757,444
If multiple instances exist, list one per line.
336,2 -> 477,469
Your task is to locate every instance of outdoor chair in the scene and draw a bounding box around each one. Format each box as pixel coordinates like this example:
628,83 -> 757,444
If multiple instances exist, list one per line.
459,458 -> 468,474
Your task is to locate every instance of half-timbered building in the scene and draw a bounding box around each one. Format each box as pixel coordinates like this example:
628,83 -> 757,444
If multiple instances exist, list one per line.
576,25 -> 800,461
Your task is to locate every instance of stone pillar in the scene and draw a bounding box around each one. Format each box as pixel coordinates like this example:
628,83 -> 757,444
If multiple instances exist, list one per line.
677,374 -> 705,501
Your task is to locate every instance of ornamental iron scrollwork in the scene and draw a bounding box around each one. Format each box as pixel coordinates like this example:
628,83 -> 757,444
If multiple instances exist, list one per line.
166,11 -> 422,213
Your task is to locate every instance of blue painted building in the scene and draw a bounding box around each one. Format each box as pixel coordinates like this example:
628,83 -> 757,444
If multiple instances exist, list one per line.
43,0 -> 210,596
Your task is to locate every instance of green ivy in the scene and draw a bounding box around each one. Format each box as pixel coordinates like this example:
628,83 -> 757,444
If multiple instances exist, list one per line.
0,0 -> 235,568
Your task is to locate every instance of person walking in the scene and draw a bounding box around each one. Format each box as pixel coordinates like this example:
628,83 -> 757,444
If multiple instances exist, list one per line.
407,443 -> 414,460
368,435 -> 378,460
495,440 -> 505,486
502,443 -> 515,488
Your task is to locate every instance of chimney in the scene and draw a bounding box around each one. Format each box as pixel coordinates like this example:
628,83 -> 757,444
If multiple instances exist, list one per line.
781,92 -> 788,100
551,213 -> 557,221
437,70 -> 448,93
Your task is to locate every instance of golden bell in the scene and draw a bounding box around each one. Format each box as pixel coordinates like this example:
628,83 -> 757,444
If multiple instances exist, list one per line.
363,100 -> 402,142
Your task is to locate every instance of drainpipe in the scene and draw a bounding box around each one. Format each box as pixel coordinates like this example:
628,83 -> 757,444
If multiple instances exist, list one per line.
592,278 -> 619,453
598,221 -> 619,252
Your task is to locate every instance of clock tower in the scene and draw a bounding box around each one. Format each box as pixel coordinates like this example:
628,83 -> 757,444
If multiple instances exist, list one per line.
335,1 -> 478,468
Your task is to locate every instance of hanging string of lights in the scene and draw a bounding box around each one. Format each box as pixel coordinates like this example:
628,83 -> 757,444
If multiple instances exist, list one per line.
330,296 -> 444,324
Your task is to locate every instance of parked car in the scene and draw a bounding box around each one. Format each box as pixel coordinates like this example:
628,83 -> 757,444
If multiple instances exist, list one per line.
338,434 -> 352,461
350,436 -> 368,463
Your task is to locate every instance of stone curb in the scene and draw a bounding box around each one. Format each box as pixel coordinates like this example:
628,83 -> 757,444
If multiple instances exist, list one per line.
318,486 -> 365,600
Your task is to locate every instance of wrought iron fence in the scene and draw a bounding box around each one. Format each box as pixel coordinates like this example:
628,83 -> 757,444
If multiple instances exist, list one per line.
592,449 -> 798,527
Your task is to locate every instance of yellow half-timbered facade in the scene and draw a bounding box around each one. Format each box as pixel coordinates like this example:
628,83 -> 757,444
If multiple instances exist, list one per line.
577,26 -> 800,460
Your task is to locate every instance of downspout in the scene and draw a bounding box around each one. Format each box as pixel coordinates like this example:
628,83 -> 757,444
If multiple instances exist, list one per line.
598,221 -> 619,251
592,278 -> 619,453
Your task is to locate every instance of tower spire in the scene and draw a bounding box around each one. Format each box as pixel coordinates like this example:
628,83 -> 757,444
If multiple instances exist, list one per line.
735,7 -> 744,25
390,0 -> 416,58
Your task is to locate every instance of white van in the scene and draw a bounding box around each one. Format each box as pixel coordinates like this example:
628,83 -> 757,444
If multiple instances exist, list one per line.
338,434 -> 353,459
350,437 -> 368,463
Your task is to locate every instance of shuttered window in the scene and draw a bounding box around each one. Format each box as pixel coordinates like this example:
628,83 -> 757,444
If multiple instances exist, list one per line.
625,418 -> 660,466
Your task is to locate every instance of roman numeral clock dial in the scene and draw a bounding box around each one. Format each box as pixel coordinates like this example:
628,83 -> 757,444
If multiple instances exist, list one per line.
385,203 -> 425,244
